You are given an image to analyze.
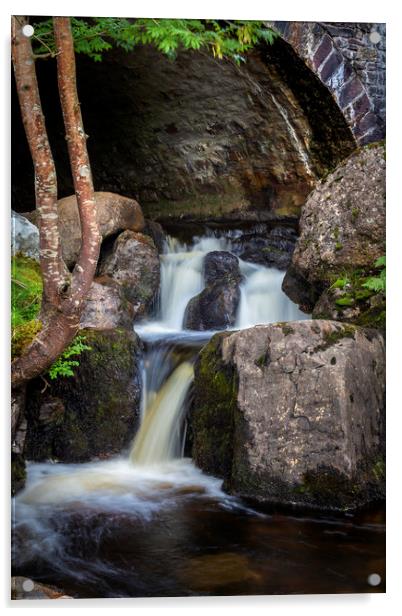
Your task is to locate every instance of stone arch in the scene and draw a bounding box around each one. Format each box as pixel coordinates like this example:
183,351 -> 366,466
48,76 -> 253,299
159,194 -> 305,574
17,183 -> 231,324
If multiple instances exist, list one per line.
270,21 -> 385,145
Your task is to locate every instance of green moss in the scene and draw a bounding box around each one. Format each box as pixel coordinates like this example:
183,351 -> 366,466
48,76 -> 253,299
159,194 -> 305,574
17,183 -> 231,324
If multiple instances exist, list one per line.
12,319 -> 42,359
335,242 -> 343,251
11,254 -> 44,359
192,333 -> 238,479
351,207 -> 359,221
11,254 -> 42,327
277,322 -> 295,336
314,324 -> 356,352
333,226 -> 340,240
335,295 -> 355,307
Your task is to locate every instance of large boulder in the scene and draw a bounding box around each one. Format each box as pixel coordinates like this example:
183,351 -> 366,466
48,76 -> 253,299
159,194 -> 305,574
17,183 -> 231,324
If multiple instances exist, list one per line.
283,143 -> 385,312
184,251 -> 242,331
79,279 -> 135,330
98,230 -> 160,319
11,211 -> 39,260
24,191 -> 145,267
190,320 -> 385,511
25,329 -> 142,462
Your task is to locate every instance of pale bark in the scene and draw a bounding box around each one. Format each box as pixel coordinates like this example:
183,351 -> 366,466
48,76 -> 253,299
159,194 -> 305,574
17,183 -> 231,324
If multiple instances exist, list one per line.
11,17 -> 101,388
11,15 -> 66,308
53,17 -> 101,313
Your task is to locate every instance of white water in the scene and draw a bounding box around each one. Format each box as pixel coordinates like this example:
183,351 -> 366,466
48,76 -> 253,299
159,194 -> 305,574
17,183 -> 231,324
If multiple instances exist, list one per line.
13,227 -> 307,568
137,231 -> 306,338
130,362 -> 194,465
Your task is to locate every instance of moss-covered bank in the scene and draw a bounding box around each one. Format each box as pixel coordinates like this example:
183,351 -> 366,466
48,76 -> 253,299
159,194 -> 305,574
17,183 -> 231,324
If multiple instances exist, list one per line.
25,329 -> 142,462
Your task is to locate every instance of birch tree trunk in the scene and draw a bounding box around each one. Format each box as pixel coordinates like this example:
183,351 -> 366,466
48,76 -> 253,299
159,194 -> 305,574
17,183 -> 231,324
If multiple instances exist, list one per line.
11,16 -> 101,388
53,17 -> 101,312
11,15 -> 66,308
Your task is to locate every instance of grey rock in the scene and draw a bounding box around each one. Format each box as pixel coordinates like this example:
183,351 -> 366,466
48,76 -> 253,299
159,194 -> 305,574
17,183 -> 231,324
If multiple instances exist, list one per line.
98,230 -> 160,320
11,386 -> 27,496
283,143 -> 386,311
24,192 -> 145,267
191,320 -> 385,510
80,280 -> 134,330
11,211 -> 39,260
203,251 -> 241,285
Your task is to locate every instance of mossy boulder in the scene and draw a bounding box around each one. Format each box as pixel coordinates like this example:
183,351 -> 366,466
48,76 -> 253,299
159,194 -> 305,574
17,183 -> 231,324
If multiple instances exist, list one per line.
283,142 -> 385,313
25,329 -> 142,462
190,320 -> 385,511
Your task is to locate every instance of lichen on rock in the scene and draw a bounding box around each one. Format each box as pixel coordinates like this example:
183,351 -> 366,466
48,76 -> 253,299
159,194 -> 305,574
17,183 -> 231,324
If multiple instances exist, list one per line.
190,320 -> 385,511
282,142 -> 385,319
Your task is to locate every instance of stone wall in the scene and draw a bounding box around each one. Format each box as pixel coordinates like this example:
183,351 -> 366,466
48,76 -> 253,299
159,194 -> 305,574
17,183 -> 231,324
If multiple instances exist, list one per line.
271,21 -> 386,144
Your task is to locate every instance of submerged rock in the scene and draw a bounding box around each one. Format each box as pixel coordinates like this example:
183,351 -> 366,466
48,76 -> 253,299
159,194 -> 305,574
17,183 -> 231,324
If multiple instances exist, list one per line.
25,329 -> 142,462
11,211 -> 39,260
24,191 -> 145,267
184,251 -> 242,330
190,320 -> 385,511
283,143 -> 385,312
11,577 -> 72,600
98,230 -> 160,320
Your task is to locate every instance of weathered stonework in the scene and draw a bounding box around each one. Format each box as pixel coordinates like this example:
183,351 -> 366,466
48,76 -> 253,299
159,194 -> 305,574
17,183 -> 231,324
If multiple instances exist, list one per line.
271,21 -> 385,144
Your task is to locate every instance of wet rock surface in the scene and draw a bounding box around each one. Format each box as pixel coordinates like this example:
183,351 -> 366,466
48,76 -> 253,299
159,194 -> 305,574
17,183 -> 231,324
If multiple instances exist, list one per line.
25,329 -> 142,462
283,142 -> 385,312
237,226 -> 297,270
191,320 -> 385,510
98,230 -> 160,320
184,251 -> 242,331
11,387 -> 27,496
11,576 -> 72,600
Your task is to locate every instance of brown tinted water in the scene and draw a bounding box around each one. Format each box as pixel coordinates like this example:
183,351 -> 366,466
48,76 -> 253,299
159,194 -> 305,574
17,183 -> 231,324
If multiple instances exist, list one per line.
12,460 -> 385,598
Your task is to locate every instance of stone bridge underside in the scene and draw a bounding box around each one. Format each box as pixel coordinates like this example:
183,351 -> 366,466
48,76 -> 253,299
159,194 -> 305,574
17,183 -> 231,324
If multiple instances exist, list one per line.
12,21 -> 385,219
271,21 -> 385,145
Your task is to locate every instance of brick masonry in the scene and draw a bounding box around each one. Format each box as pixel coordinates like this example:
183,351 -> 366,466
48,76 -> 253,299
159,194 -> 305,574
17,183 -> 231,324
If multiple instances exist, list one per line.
270,21 -> 386,145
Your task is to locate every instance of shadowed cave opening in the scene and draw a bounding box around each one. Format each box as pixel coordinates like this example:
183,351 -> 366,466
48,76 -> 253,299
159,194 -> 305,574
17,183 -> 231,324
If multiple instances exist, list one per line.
12,36 -> 356,219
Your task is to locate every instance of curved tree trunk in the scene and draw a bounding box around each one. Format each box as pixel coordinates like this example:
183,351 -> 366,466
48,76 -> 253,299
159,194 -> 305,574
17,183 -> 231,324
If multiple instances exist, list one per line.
11,16 -> 101,388
11,15 -> 65,308
53,17 -> 101,313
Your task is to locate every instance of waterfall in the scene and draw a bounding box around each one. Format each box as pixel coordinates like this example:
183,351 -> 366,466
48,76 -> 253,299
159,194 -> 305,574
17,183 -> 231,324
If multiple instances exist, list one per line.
13,225 -> 312,592
132,228 -> 306,467
235,262 -> 305,328
130,362 -> 194,465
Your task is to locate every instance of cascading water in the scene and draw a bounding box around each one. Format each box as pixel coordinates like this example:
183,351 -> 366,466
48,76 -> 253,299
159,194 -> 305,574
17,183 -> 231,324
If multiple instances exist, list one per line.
12,224 -> 384,598
130,362 -> 194,465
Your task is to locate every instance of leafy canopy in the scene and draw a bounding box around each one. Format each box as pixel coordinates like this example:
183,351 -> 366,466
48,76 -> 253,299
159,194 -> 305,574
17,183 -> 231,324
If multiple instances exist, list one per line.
32,17 -> 277,62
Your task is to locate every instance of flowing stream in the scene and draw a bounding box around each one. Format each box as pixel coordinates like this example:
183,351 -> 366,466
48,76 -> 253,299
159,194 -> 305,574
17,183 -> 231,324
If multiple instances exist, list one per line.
12,226 -> 385,598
